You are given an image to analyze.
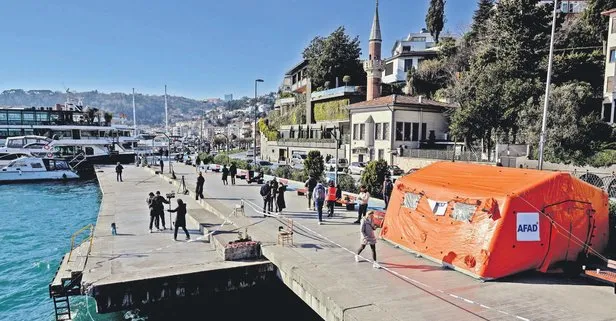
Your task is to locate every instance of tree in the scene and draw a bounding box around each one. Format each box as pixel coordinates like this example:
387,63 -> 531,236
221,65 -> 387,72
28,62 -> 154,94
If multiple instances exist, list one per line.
360,160 -> 389,198
338,174 -> 358,193
518,81 -> 612,165
582,0 -> 616,43
466,0 -> 493,43
303,150 -> 324,180
343,75 -> 351,86
303,27 -> 364,89
426,0 -> 446,43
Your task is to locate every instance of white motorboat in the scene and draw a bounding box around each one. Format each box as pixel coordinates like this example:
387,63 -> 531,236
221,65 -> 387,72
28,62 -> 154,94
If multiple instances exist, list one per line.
0,151 -> 33,167
0,157 -> 79,182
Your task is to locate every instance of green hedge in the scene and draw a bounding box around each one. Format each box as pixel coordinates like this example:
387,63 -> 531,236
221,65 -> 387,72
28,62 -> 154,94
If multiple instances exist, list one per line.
313,98 -> 350,122
257,118 -> 280,141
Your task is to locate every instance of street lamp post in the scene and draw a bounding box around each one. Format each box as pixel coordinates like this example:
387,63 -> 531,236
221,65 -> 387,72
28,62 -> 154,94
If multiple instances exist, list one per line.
538,0 -> 558,170
254,79 -> 264,165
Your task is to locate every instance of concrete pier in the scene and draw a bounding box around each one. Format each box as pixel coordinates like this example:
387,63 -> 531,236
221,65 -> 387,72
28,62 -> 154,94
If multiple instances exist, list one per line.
79,166 -> 274,313
155,162 -> 616,321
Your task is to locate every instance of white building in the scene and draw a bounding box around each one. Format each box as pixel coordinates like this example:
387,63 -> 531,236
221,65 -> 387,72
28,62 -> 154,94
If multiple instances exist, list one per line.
382,29 -> 453,85
348,94 -> 455,164
538,0 -> 587,14
603,8 -> 616,124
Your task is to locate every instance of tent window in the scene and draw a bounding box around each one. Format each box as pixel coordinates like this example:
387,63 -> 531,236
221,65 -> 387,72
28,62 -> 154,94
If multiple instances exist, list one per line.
403,193 -> 421,210
452,203 -> 477,222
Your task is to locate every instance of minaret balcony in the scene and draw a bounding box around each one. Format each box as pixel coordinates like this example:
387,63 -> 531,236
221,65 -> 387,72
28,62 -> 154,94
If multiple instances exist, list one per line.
363,60 -> 384,73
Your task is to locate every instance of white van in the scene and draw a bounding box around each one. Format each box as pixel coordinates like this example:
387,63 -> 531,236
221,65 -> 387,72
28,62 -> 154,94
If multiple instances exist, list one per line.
246,148 -> 254,159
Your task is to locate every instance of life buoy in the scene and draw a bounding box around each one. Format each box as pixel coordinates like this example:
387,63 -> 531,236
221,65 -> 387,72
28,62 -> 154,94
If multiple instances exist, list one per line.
47,153 -> 54,158
43,145 -> 51,150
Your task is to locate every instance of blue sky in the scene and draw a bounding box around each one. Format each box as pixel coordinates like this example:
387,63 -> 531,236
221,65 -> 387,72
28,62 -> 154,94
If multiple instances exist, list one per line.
0,0 -> 476,100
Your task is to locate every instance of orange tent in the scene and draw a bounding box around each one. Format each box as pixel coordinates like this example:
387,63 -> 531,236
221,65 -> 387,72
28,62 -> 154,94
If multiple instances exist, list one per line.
381,162 -> 609,280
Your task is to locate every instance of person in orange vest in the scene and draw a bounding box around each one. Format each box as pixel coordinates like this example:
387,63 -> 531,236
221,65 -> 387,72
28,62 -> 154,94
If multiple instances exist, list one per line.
326,180 -> 337,218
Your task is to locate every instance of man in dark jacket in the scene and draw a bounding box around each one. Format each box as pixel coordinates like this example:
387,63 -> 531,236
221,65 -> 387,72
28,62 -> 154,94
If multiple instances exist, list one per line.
260,181 -> 271,217
159,158 -> 164,173
195,172 -> 205,200
154,191 -> 170,230
147,192 -> 158,232
168,199 -> 190,241
305,175 -> 318,210
229,163 -> 237,185
270,178 -> 279,212
115,162 -> 124,182
382,176 -> 393,209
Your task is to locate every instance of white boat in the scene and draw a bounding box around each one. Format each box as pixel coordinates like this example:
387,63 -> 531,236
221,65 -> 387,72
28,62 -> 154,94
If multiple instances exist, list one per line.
0,157 -> 79,182
0,151 -> 33,167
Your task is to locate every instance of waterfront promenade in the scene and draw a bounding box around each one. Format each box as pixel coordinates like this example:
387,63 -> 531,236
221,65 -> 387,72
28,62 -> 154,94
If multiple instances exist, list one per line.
79,165 -> 274,313
159,162 -> 616,321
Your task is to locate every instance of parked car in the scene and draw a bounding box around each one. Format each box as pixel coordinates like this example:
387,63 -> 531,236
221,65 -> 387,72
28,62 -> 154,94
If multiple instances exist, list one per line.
388,165 -> 404,176
256,160 -> 273,167
270,163 -> 292,171
347,162 -> 366,175
325,158 -> 349,172
290,153 -> 307,165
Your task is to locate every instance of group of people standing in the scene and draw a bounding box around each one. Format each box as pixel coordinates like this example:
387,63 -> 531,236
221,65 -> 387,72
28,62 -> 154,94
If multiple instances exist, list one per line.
146,191 -> 190,241
260,178 -> 286,216
220,163 -> 237,185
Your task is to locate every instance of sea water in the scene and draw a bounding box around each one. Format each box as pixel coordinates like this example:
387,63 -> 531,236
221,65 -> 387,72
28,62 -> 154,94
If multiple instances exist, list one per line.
0,181 -> 321,321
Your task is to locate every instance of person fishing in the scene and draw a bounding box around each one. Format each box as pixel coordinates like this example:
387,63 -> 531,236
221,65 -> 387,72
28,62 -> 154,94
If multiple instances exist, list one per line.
167,199 -> 190,241
195,172 -> 205,200
221,165 -> 229,185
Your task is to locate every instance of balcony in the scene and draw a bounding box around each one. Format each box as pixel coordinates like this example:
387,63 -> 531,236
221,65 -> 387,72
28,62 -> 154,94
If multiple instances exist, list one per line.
291,78 -> 309,92
274,138 -> 337,149
310,86 -> 361,101
274,97 -> 296,107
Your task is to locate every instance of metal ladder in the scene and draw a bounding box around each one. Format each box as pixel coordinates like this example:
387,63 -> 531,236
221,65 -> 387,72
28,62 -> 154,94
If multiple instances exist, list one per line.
52,295 -> 71,321
68,152 -> 87,169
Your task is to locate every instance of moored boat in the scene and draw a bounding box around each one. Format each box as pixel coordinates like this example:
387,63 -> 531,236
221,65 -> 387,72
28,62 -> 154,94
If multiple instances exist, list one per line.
0,157 -> 79,182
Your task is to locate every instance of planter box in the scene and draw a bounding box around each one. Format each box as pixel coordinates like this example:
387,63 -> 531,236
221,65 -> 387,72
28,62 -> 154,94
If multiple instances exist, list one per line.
218,241 -> 262,261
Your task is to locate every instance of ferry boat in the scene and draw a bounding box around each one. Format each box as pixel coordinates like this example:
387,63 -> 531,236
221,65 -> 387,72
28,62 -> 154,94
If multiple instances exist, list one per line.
0,102 -> 137,164
0,156 -> 79,182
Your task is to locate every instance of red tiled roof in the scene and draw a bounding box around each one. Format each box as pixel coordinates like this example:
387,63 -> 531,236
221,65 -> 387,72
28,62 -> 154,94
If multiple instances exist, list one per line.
346,94 -> 456,109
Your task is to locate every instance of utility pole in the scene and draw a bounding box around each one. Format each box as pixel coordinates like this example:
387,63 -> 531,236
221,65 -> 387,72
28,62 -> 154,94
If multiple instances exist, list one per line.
254,79 -> 264,164
164,85 -> 169,135
537,0 -> 558,170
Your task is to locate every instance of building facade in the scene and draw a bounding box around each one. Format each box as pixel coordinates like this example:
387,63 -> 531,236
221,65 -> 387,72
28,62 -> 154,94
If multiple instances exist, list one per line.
348,95 -> 454,164
382,30 -> 443,85
603,9 -> 616,124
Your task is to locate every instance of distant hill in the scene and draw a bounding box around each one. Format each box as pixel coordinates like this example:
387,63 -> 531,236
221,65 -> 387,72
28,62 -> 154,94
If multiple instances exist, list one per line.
0,89 -> 215,125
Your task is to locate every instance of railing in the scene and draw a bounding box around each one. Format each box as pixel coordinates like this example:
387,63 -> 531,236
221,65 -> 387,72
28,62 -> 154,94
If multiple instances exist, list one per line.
274,138 -> 337,148
567,170 -> 616,198
68,224 -> 94,261
404,149 -> 487,162
310,86 -> 359,100
68,152 -> 87,169
274,97 -> 296,107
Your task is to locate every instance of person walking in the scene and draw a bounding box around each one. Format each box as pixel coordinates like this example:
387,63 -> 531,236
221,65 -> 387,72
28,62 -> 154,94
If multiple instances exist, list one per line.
229,163 -> 237,185
270,178 -> 279,212
305,175 -> 318,210
147,192 -> 158,232
259,180 -> 271,217
115,162 -> 124,182
354,185 -> 370,224
276,183 -> 286,212
313,182 -> 326,225
326,181 -> 337,218
221,165 -> 229,185
167,199 -> 190,241
195,172 -> 205,200
355,211 -> 379,269
159,158 -> 164,173
154,191 -> 170,230
382,176 -> 393,210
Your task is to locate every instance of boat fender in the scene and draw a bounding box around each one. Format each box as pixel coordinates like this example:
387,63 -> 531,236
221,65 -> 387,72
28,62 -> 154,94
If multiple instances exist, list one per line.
44,145 -> 51,150
62,173 -> 67,180
47,153 -> 53,158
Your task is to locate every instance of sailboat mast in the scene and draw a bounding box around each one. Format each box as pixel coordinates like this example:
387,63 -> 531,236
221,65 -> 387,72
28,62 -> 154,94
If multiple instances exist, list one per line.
132,88 -> 137,136
164,85 -> 168,134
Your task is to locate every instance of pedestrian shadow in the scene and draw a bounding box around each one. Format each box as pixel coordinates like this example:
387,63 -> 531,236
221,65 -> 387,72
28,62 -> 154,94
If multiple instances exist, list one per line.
113,233 -> 136,236
299,244 -> 323,250
378,262 -> 443,272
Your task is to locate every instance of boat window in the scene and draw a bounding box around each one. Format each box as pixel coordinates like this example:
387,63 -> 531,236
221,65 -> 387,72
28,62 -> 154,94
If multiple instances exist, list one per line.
85,147 -> 94,155
451,203 -> 477,222
30,163 -> 43,169
55,161 -> 69,170
7,111 -> 21,125
403,193 -> 421,210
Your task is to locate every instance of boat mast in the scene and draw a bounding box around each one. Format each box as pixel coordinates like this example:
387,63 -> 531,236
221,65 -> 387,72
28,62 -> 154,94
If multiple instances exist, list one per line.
132,88 -> 137,136
164,85 -> 168,134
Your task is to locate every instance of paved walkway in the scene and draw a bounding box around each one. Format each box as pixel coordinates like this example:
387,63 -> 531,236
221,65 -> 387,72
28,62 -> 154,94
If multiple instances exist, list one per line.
158,162 -> 616,321
82,165 -> 268,291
